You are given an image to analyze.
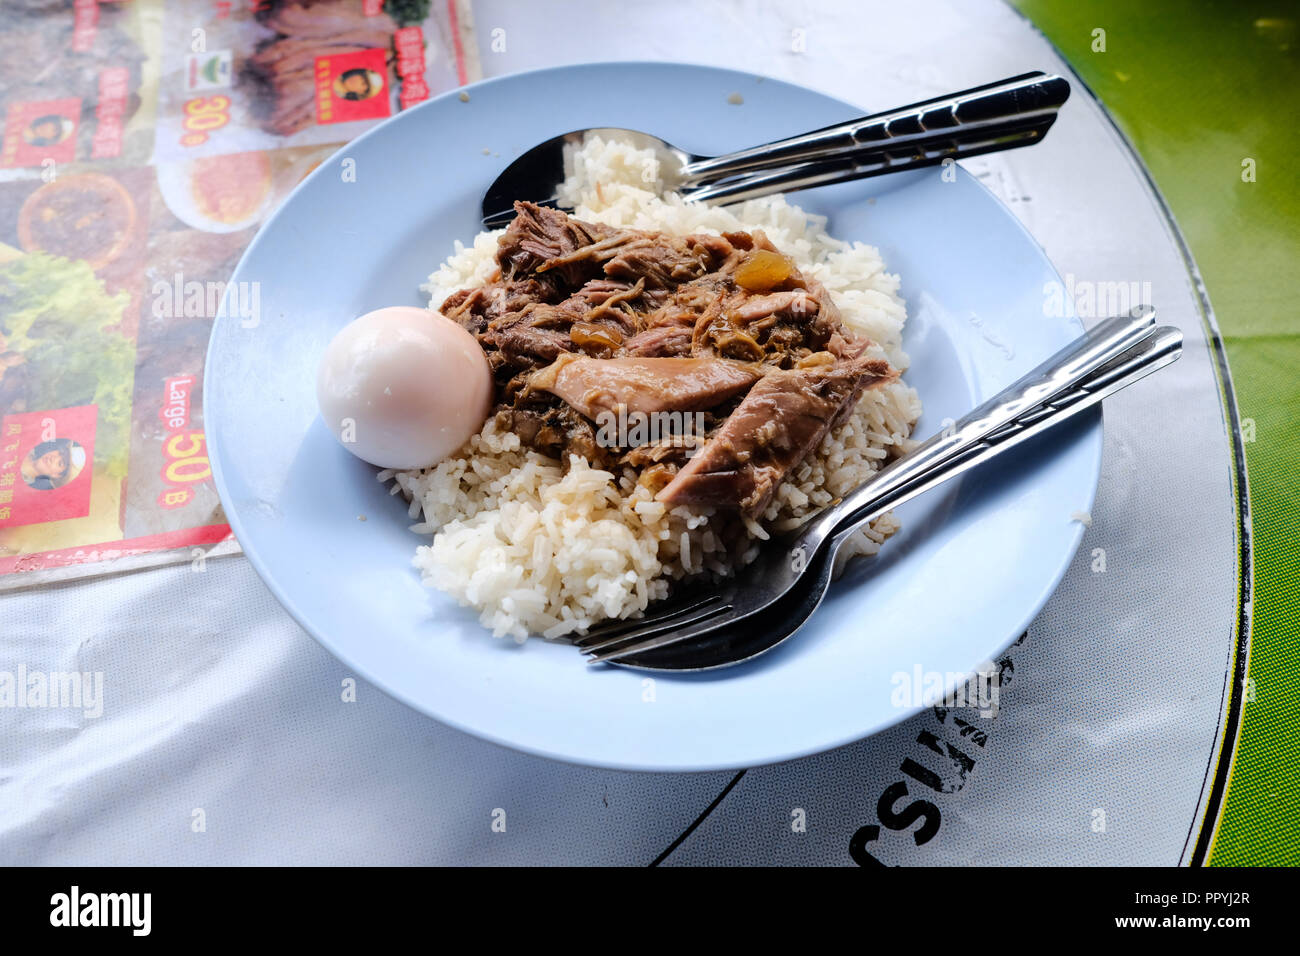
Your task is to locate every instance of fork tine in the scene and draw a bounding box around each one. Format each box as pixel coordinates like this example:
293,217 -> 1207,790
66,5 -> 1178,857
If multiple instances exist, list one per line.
586,602 -> 735,664
576,595 -> 729,653
572,593 -> 723,648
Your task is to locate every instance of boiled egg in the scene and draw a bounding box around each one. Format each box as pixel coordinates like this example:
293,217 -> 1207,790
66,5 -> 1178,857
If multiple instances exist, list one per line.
316,306 -> 492,469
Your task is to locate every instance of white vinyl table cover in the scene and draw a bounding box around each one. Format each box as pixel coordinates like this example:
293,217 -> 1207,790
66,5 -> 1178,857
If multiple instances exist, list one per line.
0,0 -> 1242,865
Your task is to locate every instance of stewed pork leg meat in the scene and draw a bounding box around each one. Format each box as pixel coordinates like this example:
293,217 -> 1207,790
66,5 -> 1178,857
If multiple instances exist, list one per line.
440,201 -> 901,516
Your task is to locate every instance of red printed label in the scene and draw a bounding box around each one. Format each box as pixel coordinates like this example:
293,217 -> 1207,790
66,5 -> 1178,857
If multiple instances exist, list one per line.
0,406 -> 98,529
91,67 -> 130,159
313,49 -> 391,125
72,0 -> 100,53
1,98 -> 81,168
155,376 -> 210,510
395,26 -> 429,109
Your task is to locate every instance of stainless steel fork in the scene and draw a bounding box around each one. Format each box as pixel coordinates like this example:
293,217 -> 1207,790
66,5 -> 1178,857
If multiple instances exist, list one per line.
576,306 -> 1182,667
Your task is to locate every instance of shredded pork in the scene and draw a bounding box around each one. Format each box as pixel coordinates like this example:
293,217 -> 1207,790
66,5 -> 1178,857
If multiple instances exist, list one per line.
440,201 -> 900,516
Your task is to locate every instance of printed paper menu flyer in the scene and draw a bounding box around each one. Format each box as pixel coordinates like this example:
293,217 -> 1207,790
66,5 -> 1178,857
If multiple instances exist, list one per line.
152,0 -> 477,162
0,0 -> 163,170
0,0 -> 478,587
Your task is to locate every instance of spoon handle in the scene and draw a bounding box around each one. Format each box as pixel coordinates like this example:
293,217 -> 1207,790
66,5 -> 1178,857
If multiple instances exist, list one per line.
680,71 -> 1070,186
683,115 -> 1057,204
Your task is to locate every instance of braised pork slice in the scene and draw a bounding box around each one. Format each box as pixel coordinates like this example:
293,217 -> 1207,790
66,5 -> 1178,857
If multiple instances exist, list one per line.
656,353 -> 899,516
439,201 -> 902,510
533,355 -> 760,420
623,324 -> 694,357
497,201 -> 615,287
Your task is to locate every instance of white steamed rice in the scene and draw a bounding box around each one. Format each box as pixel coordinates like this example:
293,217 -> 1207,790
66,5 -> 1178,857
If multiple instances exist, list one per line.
383,135 -> 922,641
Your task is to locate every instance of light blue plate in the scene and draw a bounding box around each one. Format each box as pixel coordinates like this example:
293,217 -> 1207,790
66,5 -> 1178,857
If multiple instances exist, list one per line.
206,62 -> 1099,772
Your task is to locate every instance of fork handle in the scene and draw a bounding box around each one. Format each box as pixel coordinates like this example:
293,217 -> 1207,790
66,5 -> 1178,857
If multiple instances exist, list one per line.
823,324 -> 1183,546
804,307 -> 1158,545
679,72 -> 1070,186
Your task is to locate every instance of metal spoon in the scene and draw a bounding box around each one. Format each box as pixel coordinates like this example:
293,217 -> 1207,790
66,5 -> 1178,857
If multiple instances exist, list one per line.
481,71 -> 1070,227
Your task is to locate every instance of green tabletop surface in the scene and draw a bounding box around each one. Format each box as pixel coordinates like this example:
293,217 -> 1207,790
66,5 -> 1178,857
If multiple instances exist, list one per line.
1014,0 -> 1299,865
